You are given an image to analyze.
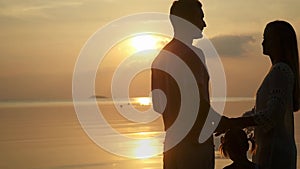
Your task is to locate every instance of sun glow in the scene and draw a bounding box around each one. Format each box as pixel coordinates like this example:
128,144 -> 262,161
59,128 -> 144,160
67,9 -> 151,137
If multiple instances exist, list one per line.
136,97 -> 152,106
133,138 -> 161,159
131,34 -> 158,52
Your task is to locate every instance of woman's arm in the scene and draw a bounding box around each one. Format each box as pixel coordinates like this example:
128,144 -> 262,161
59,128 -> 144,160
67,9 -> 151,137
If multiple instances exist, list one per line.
231,63 -> 294,131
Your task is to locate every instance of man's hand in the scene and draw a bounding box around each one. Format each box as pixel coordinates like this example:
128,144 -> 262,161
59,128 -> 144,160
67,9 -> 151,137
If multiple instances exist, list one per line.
214,116 -> 231,136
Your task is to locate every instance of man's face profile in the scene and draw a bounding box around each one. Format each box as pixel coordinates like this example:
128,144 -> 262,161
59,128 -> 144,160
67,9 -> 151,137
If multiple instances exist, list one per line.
170,1 -> 206,39
191,7 -> 206,38
194,8 -> 206,31
184,6 -> 206,39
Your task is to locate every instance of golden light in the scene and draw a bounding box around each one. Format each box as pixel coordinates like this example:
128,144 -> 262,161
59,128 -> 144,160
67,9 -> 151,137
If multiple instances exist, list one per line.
131,34 -> 158,52
133,139 -> 160,159
136,97 -> 152,106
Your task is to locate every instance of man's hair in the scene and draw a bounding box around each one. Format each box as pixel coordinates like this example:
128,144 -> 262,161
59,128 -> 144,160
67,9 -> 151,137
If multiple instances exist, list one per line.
170,0 -> 202,23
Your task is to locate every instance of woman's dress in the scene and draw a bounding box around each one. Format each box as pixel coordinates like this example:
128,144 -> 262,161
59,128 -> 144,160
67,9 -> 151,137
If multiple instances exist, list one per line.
245,62 -> 297,169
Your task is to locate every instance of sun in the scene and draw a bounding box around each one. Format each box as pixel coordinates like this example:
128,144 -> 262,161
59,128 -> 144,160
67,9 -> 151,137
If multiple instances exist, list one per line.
136,97 -> 151,106
131,34 -> 158,52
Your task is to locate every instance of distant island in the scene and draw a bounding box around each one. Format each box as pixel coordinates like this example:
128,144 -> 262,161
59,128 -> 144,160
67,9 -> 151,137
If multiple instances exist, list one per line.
90,95 -> 109,99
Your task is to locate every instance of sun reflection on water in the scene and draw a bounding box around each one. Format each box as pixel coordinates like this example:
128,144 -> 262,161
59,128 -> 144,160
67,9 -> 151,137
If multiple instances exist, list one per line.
130,132 -> 163,159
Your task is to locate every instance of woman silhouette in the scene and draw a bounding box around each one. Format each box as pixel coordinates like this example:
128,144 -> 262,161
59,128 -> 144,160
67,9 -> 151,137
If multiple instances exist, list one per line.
231,20 -> 299,169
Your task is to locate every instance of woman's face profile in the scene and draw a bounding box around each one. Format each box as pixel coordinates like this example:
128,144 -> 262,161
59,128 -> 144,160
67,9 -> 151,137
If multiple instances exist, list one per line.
262,26 -> 280,56
262,28 -> 271,56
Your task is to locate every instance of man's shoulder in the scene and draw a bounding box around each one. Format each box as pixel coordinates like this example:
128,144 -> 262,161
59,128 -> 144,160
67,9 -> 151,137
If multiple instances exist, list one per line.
152,41 -> 182,64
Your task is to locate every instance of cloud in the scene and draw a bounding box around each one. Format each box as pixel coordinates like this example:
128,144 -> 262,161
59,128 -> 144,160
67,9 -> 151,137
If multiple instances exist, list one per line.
0,1 -> 83,19
210,35 -> 255,57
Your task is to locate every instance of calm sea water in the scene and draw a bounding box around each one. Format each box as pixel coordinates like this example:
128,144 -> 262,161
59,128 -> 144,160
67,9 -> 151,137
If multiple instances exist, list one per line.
0,99 -> 299,169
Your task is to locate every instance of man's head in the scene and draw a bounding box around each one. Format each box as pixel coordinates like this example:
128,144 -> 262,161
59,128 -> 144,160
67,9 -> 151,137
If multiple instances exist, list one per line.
170,0 -> 206,38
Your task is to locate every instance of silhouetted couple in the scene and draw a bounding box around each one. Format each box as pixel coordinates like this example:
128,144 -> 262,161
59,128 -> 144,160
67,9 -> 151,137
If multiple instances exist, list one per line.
151,0 -> 299,169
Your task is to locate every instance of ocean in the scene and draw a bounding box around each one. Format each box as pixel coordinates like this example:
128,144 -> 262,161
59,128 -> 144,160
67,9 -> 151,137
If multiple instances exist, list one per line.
0,99 -> 299,169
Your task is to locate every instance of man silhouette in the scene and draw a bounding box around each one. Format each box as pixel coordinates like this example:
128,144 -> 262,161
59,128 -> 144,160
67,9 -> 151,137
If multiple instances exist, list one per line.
151,0 -> 228,168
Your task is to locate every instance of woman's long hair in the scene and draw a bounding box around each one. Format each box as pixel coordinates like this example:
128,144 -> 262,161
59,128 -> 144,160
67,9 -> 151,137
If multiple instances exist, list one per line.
266,21 -> 299,111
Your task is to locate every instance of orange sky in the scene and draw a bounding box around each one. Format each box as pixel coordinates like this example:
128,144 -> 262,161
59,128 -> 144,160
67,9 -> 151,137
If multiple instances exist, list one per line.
0,0 -> 299,100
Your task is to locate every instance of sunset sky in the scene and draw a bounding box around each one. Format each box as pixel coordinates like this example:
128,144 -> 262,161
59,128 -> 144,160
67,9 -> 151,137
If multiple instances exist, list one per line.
0,0 -> 300,101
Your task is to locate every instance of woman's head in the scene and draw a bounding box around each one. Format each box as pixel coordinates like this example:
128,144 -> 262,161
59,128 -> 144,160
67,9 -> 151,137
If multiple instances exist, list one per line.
220,128 -> 255,161
262,20 -> 299,111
